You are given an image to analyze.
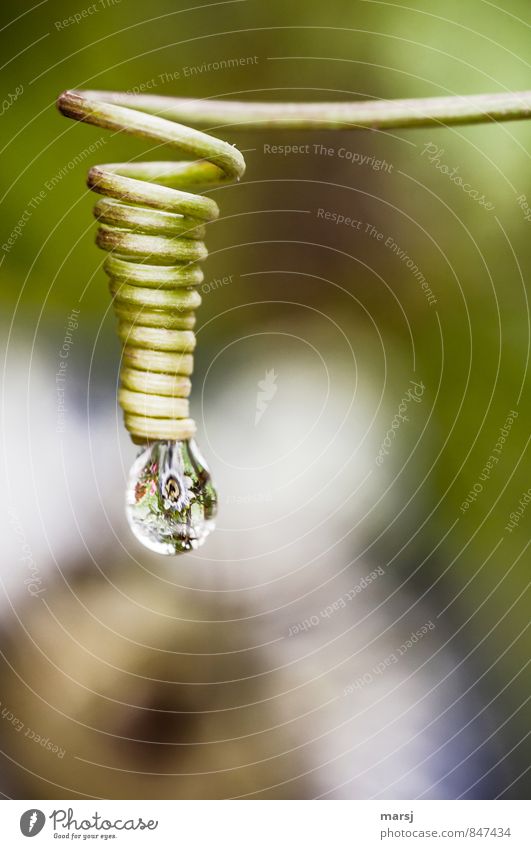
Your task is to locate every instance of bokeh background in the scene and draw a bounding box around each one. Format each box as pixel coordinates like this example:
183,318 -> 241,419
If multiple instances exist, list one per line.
0,0 -> 529,799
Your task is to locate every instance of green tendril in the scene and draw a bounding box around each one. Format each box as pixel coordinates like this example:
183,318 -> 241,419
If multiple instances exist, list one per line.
57,88 -> 531,442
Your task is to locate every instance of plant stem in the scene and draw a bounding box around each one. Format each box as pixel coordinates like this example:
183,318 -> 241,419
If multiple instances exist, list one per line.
58,86 -> 531,444
78,89 -> 531,130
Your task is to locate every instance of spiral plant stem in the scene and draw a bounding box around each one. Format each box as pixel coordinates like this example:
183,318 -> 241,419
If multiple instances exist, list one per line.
57,88 -> 531,444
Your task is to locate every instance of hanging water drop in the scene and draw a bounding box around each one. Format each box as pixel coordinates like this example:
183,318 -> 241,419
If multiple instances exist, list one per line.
126,439 -> 217,555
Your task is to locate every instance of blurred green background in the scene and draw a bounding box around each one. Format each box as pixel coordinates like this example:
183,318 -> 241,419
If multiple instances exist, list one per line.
0,0 -> 529,799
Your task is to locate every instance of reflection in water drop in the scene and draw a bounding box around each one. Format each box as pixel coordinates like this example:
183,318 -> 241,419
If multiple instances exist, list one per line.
126,439 -> 217,555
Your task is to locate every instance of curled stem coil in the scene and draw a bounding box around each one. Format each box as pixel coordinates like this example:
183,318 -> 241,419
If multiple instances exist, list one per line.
58,89 -> 245,442
57,88 -> 531,442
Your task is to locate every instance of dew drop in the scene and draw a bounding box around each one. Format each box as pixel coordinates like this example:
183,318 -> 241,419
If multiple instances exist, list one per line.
126,439 -> 217,555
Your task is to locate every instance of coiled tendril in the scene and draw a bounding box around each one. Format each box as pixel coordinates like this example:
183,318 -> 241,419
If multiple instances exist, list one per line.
58,89 -> 245,444
57,87 -> 531,442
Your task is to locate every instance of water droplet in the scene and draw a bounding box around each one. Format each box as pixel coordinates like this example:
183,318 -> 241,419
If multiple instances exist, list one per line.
126,439 -> 217,555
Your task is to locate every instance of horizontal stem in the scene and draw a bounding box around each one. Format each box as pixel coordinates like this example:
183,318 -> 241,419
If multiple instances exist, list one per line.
77,89 -> 531,130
